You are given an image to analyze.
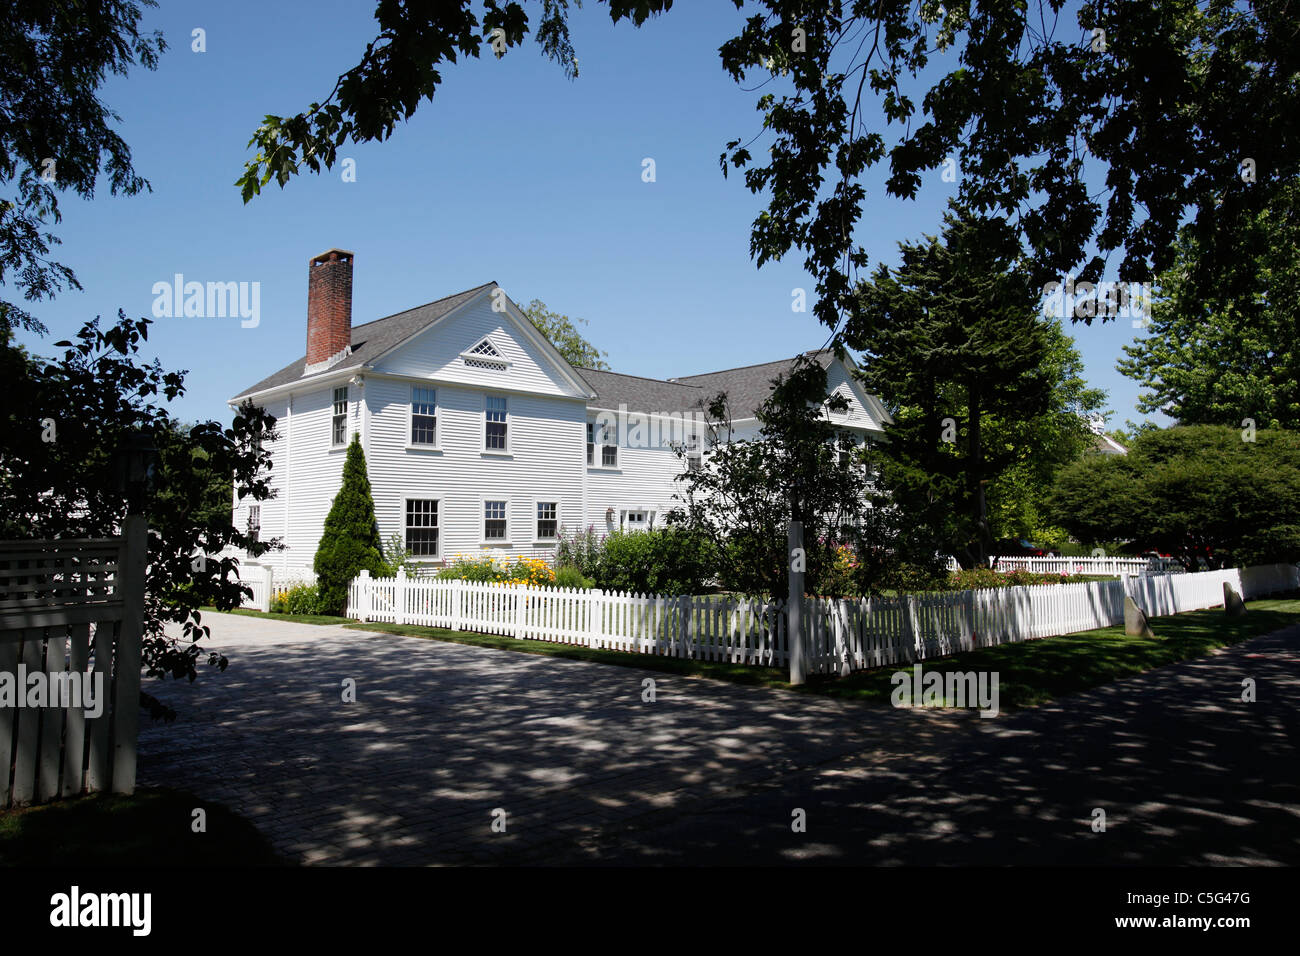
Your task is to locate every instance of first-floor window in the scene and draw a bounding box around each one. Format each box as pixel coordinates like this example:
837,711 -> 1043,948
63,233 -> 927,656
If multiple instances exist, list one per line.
536,502 -> 558,540
245,505 -> 261,557
484,500 -> 508,540
623,510 -> 649,529
406,499 -> 439,557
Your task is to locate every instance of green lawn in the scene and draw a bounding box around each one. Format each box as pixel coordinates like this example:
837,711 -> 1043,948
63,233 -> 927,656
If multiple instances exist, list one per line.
200,606 -> 351,626
0,787 -> 285,867
348,595 -> 1300,711
804,596 -> 1300,708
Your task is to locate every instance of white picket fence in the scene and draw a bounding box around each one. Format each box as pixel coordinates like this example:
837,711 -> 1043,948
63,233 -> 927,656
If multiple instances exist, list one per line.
234,563 -> 316,612
347,563 -> 1299,676
947,555 -> 1184,575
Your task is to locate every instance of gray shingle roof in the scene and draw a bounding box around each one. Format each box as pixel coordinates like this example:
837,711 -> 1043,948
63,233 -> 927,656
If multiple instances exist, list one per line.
230,282 -> 853,423
575,367 -> 705,413
670,350 -> 837,420
229,281 -> 497,400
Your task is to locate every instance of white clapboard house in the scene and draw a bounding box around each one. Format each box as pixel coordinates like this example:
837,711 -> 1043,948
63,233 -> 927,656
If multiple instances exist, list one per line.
229,250 -> 891,573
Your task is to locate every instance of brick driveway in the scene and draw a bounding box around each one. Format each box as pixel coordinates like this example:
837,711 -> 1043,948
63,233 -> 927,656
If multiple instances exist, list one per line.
138,613 -> 1300,865
139,613 -> 967,865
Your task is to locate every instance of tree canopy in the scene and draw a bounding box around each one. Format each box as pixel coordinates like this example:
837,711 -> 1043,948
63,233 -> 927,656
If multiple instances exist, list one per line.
521,298 -> 609,369
239,1 -> 1300,343
0,1 -> 164,336
1048,425 -> 1300,570
1118,177 -> 1300,430
850,210 -> 1100,567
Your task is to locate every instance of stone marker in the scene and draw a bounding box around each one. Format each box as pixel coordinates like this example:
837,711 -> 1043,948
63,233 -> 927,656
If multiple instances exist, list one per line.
1124,595 -> 1155,637
1224,581 -> 1248,617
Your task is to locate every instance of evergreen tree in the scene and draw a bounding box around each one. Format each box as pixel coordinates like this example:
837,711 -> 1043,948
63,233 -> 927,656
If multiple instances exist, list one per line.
314,434 -> 383,614
850,209 -> 1058,568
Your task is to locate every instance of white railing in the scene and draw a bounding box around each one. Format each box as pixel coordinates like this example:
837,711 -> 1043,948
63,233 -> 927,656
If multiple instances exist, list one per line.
347,564 -> 1299,677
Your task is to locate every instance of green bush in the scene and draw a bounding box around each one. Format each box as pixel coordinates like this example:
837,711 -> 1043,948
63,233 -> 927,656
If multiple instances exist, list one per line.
553,565 -> 595,590
950,566 -> 1085,590
590,526 -> 716,595
271,582 -> 331,615
313,435 -> 384,614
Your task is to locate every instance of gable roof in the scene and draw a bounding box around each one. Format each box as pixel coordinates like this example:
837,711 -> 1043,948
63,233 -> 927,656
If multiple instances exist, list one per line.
228,279 -> 882,429
230,282 -> 497,400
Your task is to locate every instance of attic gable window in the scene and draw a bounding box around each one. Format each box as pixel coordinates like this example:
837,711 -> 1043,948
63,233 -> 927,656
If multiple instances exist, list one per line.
462,338 -> 508,371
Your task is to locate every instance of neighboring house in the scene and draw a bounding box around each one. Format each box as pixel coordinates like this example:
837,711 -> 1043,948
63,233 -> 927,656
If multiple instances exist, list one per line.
1084,415 -> 1129,455
229,250 -> 890,573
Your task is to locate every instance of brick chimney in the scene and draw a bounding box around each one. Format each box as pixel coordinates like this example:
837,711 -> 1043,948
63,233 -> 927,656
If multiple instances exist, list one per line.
306,249 -> 354,367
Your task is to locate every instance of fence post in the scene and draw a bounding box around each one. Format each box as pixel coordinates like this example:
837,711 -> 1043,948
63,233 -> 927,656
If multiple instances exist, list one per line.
357,569 -> 371,621
588,589 -> 603,648
395,566 -> 406,626
261,564 -> 273,613
787,520 -> 806,684
111,514 -> 147,795
451,578 -> 462,631
515,583 -> 526,640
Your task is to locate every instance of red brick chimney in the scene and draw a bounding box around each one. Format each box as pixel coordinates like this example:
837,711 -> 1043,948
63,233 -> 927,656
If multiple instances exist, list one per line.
306,249 -> 354,366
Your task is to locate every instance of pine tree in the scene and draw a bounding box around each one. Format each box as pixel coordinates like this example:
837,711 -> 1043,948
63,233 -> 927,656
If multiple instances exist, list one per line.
850,208 -> 1059,569
313,434 -> 383,614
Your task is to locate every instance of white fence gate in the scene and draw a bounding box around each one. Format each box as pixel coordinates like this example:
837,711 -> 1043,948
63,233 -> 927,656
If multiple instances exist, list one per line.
347,564 -> 1299,678
0,518 -> 148,807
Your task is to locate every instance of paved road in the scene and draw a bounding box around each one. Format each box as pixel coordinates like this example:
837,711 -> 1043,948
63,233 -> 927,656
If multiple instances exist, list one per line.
138,613 -> 1300,865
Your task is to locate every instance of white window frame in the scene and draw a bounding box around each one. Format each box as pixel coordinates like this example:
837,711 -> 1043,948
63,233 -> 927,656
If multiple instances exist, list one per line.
408,385 -> 439,450
534,500 -> 559,543
482,498 -> 510,545
404,497 -> 441,560
331,386 -> 349,448
621,509 -> 652,530
588,420 -> 617,469
245,504 -> 261,558
483,394 -> 510,454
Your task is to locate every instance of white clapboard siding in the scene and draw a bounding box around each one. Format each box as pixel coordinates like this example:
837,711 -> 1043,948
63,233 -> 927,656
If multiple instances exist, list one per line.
347,563 -> 1299,677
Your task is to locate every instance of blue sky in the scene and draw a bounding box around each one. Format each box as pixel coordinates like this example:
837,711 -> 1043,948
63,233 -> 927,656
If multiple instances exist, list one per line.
16,0 -> 1157,429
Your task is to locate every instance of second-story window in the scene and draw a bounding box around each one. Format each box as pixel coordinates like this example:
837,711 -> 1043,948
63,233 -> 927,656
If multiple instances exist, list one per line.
485,396 -> 508,451
332,387 -> 348,446
601,424 -> 617,467
586,423 -> 594,466
411,387 -> 437,445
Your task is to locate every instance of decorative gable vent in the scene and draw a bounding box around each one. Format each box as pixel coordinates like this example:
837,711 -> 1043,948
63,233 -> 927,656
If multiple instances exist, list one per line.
461,337 -> 509,371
